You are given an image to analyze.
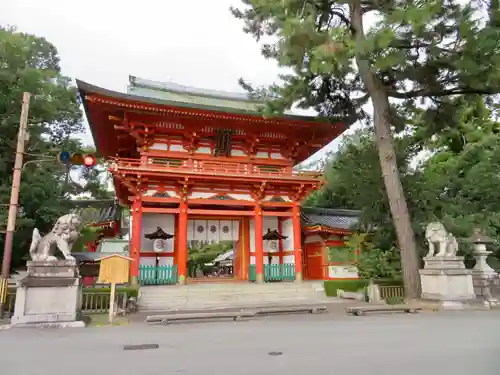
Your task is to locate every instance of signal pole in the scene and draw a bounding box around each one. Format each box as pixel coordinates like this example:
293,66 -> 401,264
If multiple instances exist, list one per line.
0,92 -> 31,318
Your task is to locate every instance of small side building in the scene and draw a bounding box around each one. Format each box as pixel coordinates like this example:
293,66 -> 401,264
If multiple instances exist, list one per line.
301,207 -> 361,281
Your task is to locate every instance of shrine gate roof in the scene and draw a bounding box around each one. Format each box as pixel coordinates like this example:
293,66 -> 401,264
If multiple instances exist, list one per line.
128,75 -> 262,108
301,207 -> 360,232
76,78 -> 347,161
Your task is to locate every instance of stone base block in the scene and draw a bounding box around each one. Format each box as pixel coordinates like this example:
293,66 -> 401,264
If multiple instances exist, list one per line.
26,259 -> 79,278
420,265 -> 475,302
11,321 -> 86,328
11,280 -> 83,326
422,256 -> 467,270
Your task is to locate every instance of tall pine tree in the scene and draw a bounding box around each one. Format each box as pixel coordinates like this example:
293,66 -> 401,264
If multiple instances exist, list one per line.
231,0 -> 500,298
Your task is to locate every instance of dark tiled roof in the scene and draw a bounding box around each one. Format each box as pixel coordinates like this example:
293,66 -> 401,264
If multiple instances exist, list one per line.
68,200 -> 121,224
301,207 -> 360,231
71,252 -> 104,262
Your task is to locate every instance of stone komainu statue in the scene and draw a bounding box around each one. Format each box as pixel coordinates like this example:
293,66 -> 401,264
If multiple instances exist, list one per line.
425,222 -> 459,258
29,214 -> 82,261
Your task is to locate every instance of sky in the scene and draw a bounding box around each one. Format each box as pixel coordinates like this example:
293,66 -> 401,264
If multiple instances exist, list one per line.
0,0 -> 360,166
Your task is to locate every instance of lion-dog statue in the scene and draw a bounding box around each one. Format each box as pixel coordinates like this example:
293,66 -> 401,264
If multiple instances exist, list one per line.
425,222 -> 459,258
29,213 -> 82,261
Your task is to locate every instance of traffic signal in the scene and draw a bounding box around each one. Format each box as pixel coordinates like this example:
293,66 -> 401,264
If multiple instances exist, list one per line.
57,151 -> 97,167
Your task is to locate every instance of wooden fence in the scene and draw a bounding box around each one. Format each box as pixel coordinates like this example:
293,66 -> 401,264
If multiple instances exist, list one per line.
139,264 -> 178,285
379,286 -> 405,300
4,291 -> 130,315
249,264 -> 295,282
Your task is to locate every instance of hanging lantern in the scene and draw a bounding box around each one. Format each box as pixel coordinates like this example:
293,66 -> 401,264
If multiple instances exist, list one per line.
144,226 -> 174,253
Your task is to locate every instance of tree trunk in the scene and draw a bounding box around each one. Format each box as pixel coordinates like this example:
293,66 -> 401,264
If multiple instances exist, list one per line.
350,1 -> 421,299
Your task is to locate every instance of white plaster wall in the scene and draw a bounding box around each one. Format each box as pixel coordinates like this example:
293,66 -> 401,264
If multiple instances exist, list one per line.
158,257 -> 174,266
281,219 -> 294,250
141,213 -> 175,252
265,255 -> 280,265
150,142 -> 168,150
328,265 -> 359,279
170,144 -> 187,152
270,152 -> 285,159
256,151 -> 268,158
249,218 -> 255,253
143,189 -> 157,196
140,257 -> 156,266
165,190 -> 178,197
197,146 -> 211,154
283,254 -> 295,264
190,192 -> 214,199
230,149 -> 246,156
228,193 -> 253,201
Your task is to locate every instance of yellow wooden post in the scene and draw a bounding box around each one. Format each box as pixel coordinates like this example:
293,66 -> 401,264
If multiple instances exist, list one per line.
109,282 -> 116,324
97,254 -> 133,325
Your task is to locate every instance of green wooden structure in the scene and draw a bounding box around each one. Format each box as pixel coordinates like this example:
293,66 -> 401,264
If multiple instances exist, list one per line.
249,264 -> 295,282
139,265 -> 178,285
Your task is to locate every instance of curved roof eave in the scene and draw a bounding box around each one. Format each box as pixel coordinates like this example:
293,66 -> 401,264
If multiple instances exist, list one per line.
76,79 -> 326,124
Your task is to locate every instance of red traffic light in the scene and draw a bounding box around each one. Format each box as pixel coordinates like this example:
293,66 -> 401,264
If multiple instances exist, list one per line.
57,151 -> 97,167
83,154 -> 97,167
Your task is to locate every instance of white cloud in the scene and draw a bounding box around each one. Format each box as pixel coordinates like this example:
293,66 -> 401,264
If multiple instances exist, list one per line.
1,0 -> 365,162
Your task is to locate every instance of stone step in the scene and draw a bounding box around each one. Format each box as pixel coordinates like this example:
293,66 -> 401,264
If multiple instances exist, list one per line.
137,282 -> 328,311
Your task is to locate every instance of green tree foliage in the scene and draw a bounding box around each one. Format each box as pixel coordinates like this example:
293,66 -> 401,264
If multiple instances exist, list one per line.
309,97 -> 500,275
187,242 -> 233,276
0,26 -> 111,270
231,0 -> 500,298
70,226 -> 105,253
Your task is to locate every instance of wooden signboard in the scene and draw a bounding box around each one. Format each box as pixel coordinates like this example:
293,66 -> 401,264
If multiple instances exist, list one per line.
96,254 -> 133,324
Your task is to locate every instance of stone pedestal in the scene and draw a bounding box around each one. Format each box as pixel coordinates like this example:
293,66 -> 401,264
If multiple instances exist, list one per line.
11,260 -> 85,327
419,256 -> 475,309
471,249 -> 499,307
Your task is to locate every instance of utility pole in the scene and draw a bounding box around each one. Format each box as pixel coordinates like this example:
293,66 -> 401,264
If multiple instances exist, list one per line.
0,92 -> 31,318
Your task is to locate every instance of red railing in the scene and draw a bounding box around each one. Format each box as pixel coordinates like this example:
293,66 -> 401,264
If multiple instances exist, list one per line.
108,157 -> 322,180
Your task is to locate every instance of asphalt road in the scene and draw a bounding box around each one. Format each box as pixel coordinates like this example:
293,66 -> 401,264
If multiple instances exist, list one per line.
1,310 -> 499,375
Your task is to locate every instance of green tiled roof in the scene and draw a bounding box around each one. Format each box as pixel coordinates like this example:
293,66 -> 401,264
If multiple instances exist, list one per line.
77,79 -> 321,123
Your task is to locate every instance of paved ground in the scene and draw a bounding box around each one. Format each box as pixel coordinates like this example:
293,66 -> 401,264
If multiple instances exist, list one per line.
1,310 -> 499,375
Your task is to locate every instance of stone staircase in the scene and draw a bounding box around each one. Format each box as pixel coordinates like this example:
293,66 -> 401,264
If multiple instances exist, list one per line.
138,281 -> 330,311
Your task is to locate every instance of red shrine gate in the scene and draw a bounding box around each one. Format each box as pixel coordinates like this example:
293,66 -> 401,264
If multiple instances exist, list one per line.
77,76 -> 348,285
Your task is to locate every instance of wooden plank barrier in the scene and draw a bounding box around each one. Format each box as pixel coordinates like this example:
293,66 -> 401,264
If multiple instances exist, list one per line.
346,304 -> 422,316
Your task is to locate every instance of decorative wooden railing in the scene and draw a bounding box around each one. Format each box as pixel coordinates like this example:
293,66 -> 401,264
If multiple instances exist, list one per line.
139,264 -> 178,285
109,157 -> 322,180
248,264 -> 296,282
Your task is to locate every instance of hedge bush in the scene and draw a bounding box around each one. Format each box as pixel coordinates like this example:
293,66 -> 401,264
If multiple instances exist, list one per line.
83,286 -> 139,297
324,280 -> 367,297
324,278 -> 402,297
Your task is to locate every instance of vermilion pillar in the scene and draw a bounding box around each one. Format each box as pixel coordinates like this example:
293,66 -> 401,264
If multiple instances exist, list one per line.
254,205 -> 264,283
130,198 -> 142,285
292,203 -> 303,281
177,198 -> 188,284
